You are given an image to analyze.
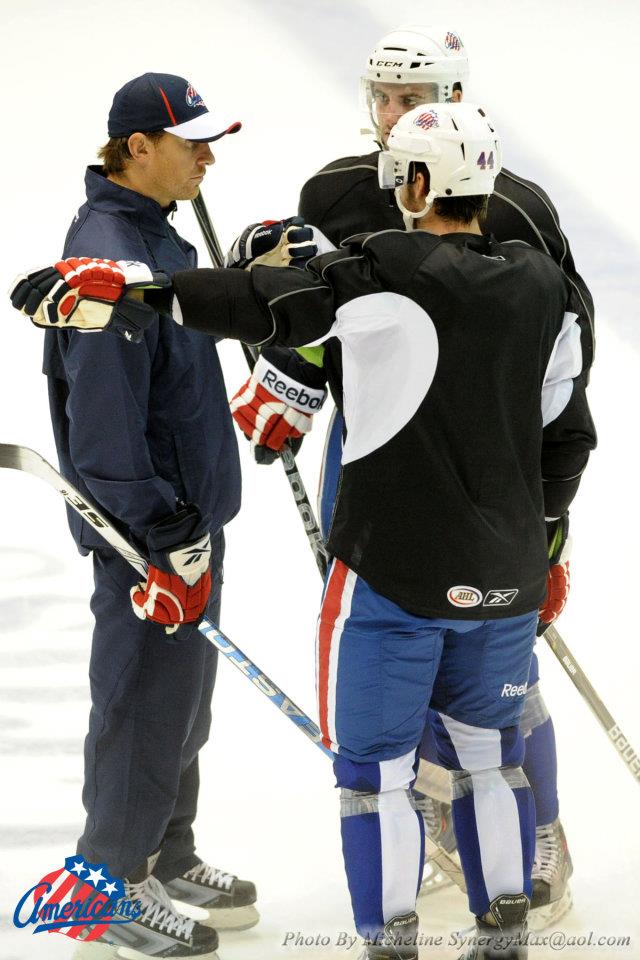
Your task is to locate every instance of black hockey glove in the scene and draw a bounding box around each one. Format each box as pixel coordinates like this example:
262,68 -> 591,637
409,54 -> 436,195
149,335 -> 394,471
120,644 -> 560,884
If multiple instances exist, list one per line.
225,217 -> 317,270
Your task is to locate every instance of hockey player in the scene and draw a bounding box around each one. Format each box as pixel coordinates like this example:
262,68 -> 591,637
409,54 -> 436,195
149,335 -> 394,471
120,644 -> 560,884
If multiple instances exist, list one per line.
227,25 -> 593,923
18,73 -> 258,959
11,101 -> 597,960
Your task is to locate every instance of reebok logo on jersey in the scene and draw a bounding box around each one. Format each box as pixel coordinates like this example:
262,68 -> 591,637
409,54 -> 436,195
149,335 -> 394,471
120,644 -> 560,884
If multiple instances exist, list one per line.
447,586 -> 482,607
483,589 -> 519,606
501,683 -> 528,698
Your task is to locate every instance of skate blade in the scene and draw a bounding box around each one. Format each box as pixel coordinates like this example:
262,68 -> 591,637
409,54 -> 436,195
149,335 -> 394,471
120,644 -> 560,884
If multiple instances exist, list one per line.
199,903 -> 260,931
70,942 -> 120,959
417,869 -> 454,898
528,886 -> 573,932
116,948 -> 219,960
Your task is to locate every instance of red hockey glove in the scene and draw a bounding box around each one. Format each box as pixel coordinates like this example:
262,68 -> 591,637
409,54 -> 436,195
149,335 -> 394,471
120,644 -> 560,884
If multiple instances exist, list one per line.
229,354 -> 326,457
9,257 -> 170,342
537,514 -> 571,636
225,217 -> 316,270
130,506 -> 212,631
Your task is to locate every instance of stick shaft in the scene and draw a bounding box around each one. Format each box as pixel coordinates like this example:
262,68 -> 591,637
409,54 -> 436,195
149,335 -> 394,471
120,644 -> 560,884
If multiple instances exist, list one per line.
544,625 -> 640,785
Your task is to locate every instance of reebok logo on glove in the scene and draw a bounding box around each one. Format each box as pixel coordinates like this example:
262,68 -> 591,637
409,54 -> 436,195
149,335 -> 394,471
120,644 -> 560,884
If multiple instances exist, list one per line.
260,366 -> 325,413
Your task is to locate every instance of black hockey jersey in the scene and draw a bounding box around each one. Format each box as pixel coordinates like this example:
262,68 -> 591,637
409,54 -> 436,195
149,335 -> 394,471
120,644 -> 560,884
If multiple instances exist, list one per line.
298,150 -> 595,395
171,230 -> 596,620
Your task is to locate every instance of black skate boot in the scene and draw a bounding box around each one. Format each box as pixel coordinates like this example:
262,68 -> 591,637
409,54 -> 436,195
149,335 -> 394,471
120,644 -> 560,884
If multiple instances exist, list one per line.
163,860 -> 258,930
459,893 -> 529,960
529,817 -> 573,930
76,850 -> 219,959
361,912 -> 420,960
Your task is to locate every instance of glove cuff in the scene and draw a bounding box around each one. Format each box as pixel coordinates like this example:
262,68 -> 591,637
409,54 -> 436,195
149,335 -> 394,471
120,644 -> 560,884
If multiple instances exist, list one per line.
146,504 -> 212,581
252,354 -> 326,414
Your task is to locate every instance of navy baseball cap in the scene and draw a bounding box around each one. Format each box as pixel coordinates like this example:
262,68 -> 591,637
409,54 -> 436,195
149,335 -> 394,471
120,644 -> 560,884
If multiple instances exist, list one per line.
108,72 -> 242,142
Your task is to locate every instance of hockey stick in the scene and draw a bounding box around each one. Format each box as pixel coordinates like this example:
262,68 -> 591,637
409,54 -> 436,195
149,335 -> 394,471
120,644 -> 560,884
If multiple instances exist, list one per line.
0,443 -> 332,760
543,624 -> 640,786
191,191 -> 329,578
0,442 -> 465,890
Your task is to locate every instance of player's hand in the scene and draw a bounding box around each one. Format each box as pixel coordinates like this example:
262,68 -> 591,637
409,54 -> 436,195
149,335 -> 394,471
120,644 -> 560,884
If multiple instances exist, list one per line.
9,257 -> 171,343
225,217 -> 317,270
130,505 -> 212,633
537,514 -> 571,636
229,354 -> 326,459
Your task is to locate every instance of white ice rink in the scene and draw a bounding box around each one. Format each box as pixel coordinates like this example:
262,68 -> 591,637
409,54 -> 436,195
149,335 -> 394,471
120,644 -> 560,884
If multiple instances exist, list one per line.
1,1 -> 639,958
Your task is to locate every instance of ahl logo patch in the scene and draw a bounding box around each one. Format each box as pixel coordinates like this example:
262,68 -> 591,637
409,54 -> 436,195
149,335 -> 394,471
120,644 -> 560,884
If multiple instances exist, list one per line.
483,589 -> 519,607
447,585 -> 482,607
186,83 -> 206,109
13,856 -> 140,941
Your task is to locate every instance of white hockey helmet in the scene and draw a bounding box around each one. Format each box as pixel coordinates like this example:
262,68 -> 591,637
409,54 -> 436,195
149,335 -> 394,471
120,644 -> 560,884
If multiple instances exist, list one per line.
379,102 -> 502,224
362,25 -> 470,140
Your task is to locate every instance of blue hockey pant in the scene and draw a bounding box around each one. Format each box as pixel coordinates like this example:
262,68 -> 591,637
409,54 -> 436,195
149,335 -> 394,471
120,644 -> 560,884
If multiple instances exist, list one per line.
317,558 -> 536,937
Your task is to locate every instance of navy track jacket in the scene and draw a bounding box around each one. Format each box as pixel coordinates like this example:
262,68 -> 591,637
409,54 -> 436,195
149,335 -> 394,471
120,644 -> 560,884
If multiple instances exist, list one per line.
43,166 -> 241,553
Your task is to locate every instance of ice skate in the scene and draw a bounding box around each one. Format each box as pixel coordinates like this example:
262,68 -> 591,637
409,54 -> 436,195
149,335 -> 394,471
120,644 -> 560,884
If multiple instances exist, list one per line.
359,912 -> 420,960
77,852 -> 219,959
414,791 -> 458,896
458,894 -> 529,960
528,817 -> 573,930
163,860 -> 259,930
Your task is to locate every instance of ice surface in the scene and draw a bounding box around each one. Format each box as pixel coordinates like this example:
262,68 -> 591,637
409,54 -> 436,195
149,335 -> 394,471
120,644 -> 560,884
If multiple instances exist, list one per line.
0,1 -> 638,958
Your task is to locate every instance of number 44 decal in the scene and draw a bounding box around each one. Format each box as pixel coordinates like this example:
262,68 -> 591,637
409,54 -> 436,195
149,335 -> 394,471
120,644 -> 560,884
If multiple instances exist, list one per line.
477,151 -> 495,170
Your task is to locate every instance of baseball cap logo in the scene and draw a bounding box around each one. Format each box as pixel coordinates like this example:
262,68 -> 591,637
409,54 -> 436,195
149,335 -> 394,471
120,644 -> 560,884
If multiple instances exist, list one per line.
186,84 -> 205,109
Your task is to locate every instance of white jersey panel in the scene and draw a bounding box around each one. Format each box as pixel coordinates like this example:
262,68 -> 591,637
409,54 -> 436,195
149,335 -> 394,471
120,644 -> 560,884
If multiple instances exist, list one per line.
541,311 -> 581,427
328,292 -> 438,465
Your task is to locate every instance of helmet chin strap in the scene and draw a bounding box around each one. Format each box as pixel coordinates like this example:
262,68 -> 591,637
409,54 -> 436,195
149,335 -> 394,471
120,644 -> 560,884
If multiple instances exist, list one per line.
395,187 -> 438,231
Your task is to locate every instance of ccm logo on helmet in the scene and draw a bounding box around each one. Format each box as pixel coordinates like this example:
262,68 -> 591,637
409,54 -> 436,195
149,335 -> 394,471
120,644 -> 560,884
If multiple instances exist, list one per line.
447,586 -> 482,607
262,369 -> 323,411
376,60 -> 403,68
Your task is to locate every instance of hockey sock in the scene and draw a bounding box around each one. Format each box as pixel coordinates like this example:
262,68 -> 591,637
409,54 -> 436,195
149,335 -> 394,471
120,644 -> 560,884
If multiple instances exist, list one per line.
451,766 -> 535,917
520,683 -> 560,826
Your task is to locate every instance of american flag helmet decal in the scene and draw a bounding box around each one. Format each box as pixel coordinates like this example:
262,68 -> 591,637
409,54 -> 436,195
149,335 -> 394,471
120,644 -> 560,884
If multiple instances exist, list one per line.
445,32 -> 462,51
414,110 -> 440,130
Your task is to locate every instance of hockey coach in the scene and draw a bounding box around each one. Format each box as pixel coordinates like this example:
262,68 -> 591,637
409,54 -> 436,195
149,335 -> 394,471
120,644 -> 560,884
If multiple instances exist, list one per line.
29,73 -> 258,957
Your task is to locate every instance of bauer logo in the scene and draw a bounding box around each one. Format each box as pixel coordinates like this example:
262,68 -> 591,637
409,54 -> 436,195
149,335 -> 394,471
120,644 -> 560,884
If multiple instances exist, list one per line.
447,585 -> 482,607
483,589 -> 519,607
186,84 -> 205,109
13,856 -> 141,942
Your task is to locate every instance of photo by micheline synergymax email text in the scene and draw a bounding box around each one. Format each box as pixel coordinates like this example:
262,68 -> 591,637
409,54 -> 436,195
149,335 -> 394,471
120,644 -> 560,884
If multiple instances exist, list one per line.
281,930 -> 633,951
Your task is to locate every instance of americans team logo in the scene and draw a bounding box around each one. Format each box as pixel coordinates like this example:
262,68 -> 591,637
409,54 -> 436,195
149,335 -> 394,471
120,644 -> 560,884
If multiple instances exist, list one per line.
186,84 -> 206,109
414,110 -> 439,130
445,32 -> 462,51
13,856 -> 140,942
